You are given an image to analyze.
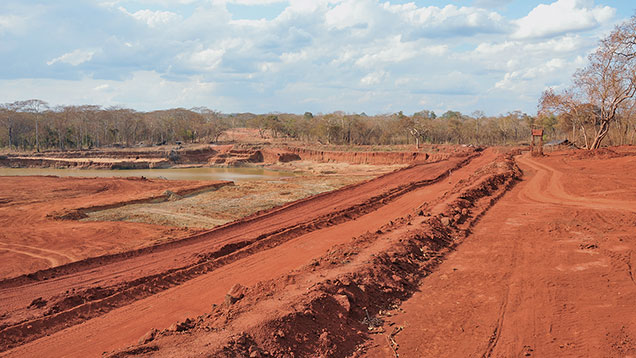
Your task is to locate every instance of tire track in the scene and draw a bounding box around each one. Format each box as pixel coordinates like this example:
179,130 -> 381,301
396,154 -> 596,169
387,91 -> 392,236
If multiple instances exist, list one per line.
0,243 -> 75,263
516,155 -> 636,212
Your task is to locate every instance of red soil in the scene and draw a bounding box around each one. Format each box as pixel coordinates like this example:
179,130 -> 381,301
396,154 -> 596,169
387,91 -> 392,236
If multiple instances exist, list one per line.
365,149 -> 636,357
281,146 -> 453,165
1,143 -> 472,169
3,146 -> 634,358
0,149 -> 479,357
0,176 -> 229,279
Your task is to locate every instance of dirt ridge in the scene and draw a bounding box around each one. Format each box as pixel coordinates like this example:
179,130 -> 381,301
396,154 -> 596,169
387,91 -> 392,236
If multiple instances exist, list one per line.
0,152 -> 474,290
0,153 -> 479,352
109,153 -> 520,357
50,181 -> 233,220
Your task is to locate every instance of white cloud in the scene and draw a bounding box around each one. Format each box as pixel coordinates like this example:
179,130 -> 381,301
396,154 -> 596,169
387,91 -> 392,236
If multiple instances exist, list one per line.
495,57 -> 572,91
513,0 -> 615,39
0,0 -> 628,116
355,36 -> 419,68
46,49 -> 97,66
280,50 -> 309,63
326,0 -> 379,30
473,0 -> 513,9
0,14 -> 28,34
360,70 -> 388,85
384,3 -> 511,36
0,71 -> 222,111
178,47 -> 225,71
118,7 -> 181,27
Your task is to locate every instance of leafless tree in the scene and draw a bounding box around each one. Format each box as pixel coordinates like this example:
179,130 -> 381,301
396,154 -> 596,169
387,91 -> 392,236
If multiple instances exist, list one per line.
575,16 -> 636,149
16,99 -> 49,152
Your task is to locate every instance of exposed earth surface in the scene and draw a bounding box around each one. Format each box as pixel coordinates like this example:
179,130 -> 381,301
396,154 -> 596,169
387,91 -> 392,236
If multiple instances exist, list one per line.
0,143 -> 635,357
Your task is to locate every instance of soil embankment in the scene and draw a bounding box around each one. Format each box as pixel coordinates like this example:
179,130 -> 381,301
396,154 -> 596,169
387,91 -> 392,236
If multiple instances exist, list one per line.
0,149 -> 480,356
100,148 -> 518,358
0,144 -> 470,169
7,147 -> 632,357
280,147 -> 430,164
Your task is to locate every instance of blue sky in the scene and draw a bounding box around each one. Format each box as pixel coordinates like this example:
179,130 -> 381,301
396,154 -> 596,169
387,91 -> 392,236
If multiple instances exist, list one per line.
0,0 -> 634,115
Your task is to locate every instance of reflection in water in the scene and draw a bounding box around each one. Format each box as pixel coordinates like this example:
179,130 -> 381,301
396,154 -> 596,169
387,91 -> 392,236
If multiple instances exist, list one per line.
0,167 -> 294,181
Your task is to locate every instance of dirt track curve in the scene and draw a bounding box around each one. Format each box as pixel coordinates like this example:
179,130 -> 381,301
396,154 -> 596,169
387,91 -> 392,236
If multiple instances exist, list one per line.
1,150 -> 487,357
368,151 -> 636,357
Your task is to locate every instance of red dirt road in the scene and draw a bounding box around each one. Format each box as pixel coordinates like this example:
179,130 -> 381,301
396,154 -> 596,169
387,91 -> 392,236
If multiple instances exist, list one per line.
368,150 -> 636,357
0,151 -> 480,356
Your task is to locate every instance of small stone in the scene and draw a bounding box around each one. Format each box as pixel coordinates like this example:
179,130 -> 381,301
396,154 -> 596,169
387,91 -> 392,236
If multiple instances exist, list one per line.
440,217 -> 452,226
225,283 -> 247,305
334,294 -> 351,313
138,328 -> 158,345
235,334 -> 246,345
28,297 -> 47,309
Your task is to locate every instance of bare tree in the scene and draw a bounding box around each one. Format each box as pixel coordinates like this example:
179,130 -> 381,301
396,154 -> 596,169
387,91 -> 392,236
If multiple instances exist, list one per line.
539,89 -> 596,148
16,99 -> 49,152
574,16 -> 636,149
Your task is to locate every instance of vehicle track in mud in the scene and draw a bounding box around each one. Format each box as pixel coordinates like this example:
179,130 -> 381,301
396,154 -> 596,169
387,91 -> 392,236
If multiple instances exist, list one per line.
0,151 -> 482,356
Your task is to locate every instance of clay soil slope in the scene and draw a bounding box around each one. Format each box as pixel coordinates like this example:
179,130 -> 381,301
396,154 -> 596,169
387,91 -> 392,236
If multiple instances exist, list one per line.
0,149 -> 482,357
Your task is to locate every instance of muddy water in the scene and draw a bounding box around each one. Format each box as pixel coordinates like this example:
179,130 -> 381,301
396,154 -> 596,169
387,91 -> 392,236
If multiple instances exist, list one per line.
0,167 -> 294,181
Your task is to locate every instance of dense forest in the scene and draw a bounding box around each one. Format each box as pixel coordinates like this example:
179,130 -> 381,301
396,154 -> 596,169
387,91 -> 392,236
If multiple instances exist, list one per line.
0,100 -> 634,152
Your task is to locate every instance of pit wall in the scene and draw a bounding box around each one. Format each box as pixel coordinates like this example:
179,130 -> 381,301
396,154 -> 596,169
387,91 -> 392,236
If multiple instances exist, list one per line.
0,157 -> 170,170
0,144 -> 466,169
277,146 -> 454,165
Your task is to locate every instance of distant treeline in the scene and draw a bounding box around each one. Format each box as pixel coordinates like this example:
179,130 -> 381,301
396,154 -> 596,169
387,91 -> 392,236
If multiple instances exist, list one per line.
0,100 -> 634,152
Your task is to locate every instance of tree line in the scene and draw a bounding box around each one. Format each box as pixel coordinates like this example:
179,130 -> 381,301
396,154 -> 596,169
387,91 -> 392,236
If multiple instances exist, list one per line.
0,102 -> 229,151
1,99 -> 634,152
0,101 -> 555,152
2,16 -> 636,152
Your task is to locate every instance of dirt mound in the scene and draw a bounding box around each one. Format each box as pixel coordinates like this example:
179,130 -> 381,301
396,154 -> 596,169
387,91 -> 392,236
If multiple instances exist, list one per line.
104,153 -> 519,357
1,143 -> 468,171
260,148 -> 301,163
283,147 -> 439,165
571,147 -> 628,160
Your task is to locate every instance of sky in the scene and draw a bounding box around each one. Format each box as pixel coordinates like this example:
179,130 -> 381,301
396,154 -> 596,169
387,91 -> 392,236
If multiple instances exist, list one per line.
0,0 -> 634,116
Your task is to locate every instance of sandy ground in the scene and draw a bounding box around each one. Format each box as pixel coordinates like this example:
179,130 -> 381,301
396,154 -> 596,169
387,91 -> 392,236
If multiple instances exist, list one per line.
84,161 -> 402,229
